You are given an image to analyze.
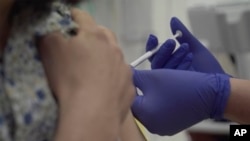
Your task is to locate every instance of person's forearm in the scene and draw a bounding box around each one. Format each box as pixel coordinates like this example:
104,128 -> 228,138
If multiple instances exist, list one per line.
224,78 -> 250,123
120,111 -> 146,141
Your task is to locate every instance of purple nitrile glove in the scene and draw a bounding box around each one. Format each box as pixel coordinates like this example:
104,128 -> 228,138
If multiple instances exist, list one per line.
146,35 -> 193,70
146,17 -> 225,74
132,69 -> 231,136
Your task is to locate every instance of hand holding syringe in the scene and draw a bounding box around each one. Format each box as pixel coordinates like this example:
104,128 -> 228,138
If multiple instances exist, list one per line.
130,31 -> 182,67
127,31 -> 182,140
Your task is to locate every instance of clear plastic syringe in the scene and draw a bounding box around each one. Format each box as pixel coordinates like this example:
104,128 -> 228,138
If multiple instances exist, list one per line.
130,30 -> 182,67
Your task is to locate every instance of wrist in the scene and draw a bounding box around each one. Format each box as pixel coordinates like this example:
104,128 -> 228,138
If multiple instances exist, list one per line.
224,78 -> 250,123
210,73 -> 231,120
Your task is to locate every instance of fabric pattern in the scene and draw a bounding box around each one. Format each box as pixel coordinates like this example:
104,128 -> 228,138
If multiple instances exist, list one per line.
0,1 -> 77,141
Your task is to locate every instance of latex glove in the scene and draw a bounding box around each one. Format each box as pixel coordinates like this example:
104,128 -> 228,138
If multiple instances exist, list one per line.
146,17 -> 225,74
146,35 -> 193,70
132,69 -> 230,136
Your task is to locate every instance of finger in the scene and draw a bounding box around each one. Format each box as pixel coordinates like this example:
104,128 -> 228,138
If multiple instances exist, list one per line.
170,17 -> 202,51
177,53 -> 193,70
145,34 -> 158,62
131,96 -> 145,122
164,43 -> 189,69
132,69 -> 148,92
71,8 -> 96,30
151,39 -> 176,69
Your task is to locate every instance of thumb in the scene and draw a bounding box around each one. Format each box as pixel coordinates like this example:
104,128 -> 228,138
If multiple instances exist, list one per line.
133,69 -> 150,92
132,94 -> 157,134
131,95 -> 147,123
132,69 -> 148,121
170,17 -> 202,51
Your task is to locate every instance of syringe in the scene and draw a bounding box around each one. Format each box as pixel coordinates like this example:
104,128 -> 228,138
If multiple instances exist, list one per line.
130,30 -> 182,67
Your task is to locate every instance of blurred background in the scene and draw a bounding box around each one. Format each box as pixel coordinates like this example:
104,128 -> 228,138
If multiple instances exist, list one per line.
77,0 -> 250,140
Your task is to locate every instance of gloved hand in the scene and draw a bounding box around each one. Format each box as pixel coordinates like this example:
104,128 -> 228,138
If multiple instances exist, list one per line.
146,17 -> 225,74
146,35 -> 193,70
132,69 -> 231,136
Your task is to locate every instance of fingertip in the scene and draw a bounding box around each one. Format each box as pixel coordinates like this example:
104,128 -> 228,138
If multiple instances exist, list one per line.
150,39 -> 176,69
173,43 -> 190,56
170,17 -> 185,32
170,17 -> 191,44
165,39 -> 176,47
149,34 -> 158,42
170,17 -> 180,34
160,39 -> 176,54
146,34 -> 158,52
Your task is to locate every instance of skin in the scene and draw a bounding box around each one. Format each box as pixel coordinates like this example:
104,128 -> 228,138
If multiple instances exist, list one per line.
5,0 -> 250,140
39,9 -> 139,141
120,112 -> 146,141
225,78 -> 250,124
1,1 -> 140,141
40,9 -> 144,141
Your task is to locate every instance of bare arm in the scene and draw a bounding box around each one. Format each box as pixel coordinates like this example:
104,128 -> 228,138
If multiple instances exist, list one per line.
225,78 -> 250,123
39,9 -> 135,141
120,111 -> 146,141
54,92 -> 121,141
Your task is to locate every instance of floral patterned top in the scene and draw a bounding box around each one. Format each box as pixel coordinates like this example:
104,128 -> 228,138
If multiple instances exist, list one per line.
0,1 -> 77,141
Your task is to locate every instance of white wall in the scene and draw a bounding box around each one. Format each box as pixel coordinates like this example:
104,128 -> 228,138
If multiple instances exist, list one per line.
151,0 -> 233,43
